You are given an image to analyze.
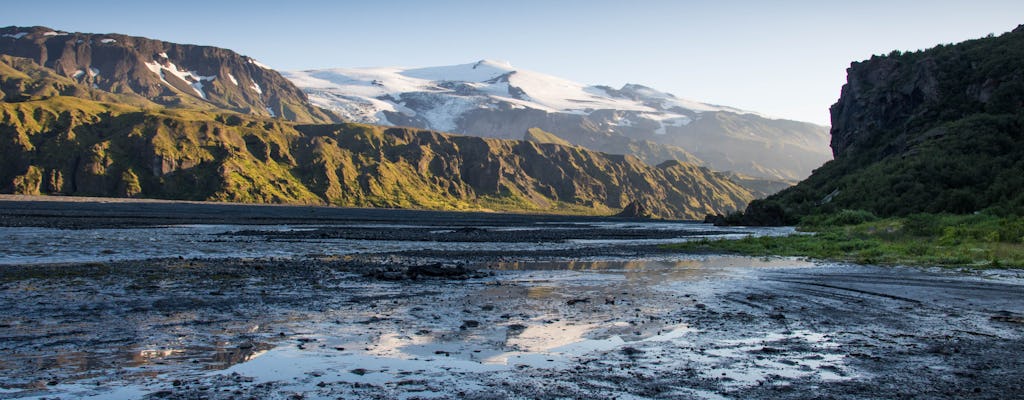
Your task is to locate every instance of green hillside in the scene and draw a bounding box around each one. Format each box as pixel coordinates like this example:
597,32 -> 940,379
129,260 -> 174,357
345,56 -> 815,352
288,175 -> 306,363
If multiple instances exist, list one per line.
0,93 -> 755,219
736,26 -> 1024,225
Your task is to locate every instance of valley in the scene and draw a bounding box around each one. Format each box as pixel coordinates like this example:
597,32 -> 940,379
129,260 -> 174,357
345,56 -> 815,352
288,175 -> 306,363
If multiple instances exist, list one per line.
1,12 -> 1024,400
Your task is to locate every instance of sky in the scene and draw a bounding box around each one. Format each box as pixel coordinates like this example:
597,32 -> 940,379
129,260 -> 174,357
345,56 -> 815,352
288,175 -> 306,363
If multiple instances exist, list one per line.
2,0 -> 1023,126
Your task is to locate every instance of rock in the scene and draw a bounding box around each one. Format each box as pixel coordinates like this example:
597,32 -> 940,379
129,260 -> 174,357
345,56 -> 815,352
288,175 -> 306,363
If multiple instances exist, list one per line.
621,347 -> 645,356
991,312 -> 1024,324
616,201 -> 655,219
407,263 -> 473,279
703,214 -> 727,225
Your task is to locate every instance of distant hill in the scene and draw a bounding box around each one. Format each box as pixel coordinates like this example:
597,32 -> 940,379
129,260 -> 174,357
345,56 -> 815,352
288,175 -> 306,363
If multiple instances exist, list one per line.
285,60 -> 831,182
739,25 -> 1024,225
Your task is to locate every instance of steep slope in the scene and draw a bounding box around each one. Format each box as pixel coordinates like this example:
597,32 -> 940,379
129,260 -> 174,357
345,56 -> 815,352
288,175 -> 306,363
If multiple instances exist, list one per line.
739,25 -> 1024,224
0,94 -> 754,219
0,26 -> 336,123
285,60 -> 831,181
0,54 -> 156,107
523,127 -> 573,147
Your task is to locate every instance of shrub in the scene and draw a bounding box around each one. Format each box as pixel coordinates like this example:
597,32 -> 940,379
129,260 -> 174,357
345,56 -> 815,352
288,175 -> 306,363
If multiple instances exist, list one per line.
801,209 -> 877,228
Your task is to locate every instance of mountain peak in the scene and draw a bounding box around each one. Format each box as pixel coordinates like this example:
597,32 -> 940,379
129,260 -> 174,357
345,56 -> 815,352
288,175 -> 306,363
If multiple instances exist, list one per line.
402,59 -> 516,82
473,59 -> 514,70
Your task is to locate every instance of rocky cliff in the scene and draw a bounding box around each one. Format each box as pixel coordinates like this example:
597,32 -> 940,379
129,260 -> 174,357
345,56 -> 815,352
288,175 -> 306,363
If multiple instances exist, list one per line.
0,26 -> 336,123
739,25 -> 1024,224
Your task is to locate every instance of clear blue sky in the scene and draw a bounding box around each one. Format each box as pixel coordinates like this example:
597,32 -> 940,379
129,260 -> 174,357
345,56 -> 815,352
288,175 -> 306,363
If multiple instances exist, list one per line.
2,0 -> 1022,125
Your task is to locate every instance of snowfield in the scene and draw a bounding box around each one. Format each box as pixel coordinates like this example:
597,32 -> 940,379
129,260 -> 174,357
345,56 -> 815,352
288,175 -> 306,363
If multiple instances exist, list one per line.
284,59 -> 758,130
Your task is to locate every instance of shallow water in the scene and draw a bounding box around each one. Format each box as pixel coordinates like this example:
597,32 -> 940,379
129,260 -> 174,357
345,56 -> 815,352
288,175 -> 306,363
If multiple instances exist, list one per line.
0,253 -> 841,399
0,222 -> 794,265
3,216 -> 1022,399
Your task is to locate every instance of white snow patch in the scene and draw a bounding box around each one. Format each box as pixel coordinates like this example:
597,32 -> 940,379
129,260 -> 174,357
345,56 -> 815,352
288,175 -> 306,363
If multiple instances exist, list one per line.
250,79 -> 263,95
248,58 -> 271,70
72,70 -> 85,79
415,96 -> 479,132
43,31 -> 67,36
158,52 -> 169,59
190,81 -> 209,99
266,106 -> 276,117
228,73 -> 239,85
2,32 -> 27,39
100,38 -> 116,44
142,60 -> 216,100
403,59 -> 515,82
654,123 -> 666,135
144,61 -> 162,75
88,67 -> 100,77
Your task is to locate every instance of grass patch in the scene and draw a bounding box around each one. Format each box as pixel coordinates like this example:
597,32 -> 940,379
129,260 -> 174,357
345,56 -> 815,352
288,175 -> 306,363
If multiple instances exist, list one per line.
667,212 -> 1024,268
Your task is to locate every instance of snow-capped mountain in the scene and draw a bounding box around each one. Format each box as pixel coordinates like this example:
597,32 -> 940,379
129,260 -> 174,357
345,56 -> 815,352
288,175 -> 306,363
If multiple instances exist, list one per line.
285,60 -> 832,181
288,59 -> 746,131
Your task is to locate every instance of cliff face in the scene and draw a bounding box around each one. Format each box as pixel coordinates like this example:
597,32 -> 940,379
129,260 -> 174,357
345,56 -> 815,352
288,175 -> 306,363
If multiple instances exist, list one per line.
0,26 -> 336,123
742,25 -> 1024,223
828,56 -> 940,158
830,25 -> 1024,160
0,96 -> 754,219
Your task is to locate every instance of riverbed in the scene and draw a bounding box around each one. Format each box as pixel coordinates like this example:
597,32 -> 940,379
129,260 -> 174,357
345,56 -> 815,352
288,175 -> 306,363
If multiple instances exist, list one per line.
1,197 -> 1022,399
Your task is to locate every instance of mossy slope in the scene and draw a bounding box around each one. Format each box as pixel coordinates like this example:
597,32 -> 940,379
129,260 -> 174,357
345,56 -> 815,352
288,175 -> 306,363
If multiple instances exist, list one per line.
0,97 -> 754,219
739,26 -> 1024,224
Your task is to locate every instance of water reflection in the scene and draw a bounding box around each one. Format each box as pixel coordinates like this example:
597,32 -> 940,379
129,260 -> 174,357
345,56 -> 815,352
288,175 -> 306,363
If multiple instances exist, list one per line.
0,224 -> 823,399
489,256 -> 814,284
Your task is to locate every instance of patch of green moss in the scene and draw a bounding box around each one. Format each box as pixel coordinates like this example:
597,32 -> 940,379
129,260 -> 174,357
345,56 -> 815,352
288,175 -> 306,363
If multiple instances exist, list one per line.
667,213 -> 1024,268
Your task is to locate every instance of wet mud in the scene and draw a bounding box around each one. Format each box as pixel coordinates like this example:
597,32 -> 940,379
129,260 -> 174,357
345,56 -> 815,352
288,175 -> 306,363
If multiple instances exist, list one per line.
1,197 -> 1022,399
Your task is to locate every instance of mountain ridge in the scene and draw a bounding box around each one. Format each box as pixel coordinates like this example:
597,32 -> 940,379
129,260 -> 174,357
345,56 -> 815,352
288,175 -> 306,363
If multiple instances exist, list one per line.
285,59 -> 832,182
0,25 -> 337,124
0,96 -> 754,219
0,26 -> 795,219
0,45 -> 755,219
